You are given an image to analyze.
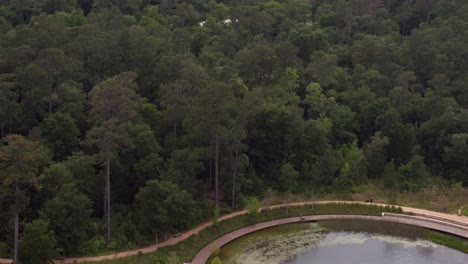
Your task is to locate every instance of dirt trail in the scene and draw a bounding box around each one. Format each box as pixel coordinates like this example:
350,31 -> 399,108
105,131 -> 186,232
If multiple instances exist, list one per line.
0,201 -> 466,264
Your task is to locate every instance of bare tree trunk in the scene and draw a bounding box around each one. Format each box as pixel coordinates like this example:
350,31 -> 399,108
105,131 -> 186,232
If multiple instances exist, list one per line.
231,150 -> 238,210
215,135 -> 219,207
13,181 -> 19,264
105,156 -> 111,246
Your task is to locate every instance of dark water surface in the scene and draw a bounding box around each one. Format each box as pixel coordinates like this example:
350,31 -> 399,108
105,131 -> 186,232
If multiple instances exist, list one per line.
286,232 -> 468,264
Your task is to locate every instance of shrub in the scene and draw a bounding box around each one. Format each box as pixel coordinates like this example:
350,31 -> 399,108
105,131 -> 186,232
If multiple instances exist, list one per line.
213,206 -> 220,225
245,197 -> 261,219
19,219 -> 58,264
211,256 -> 222,264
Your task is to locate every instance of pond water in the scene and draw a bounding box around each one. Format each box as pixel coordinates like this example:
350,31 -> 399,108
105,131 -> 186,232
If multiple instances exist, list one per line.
218,222 -> 468,264
286,232 -> 467,264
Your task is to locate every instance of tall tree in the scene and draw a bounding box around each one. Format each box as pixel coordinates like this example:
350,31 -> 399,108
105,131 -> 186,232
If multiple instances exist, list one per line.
85,72 -> 140,245
160,61 -> 206,137
185,81 -> 235,207
0,135 -> 48,264
226,98 -> 248,210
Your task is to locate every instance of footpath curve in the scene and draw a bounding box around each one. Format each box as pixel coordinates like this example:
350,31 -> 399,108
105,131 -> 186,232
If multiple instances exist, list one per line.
0,201 -> 466,264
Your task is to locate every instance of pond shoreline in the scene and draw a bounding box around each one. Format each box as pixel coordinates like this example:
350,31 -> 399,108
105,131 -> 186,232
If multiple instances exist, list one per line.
195,214 -> 468,264
217,220 -> 468,264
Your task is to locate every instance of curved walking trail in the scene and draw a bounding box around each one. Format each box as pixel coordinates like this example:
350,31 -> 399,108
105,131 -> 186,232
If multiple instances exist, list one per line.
0,201 -> 466,264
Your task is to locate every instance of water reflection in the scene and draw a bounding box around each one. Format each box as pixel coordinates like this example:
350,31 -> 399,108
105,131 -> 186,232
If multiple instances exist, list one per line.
286,232 -> 467,264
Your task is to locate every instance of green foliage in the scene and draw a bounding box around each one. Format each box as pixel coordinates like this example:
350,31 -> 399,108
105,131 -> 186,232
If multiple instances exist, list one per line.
365,132 -> 389,178
383,161 -> 398,189
303,82 -> 335,118
330,106 -> 359,145
136,180 -> 197,239
245,197 -> 261,219
61,152 -> 97,198
0,135 -> 51,261
1,0 -> 468,258
341,141 -> 368,184
421,230 -> 468,254
0,135 -> 49,206
335,163 -> 354,193
162,148 -> 203,194
278,163 -> 300,193
443,134 -> 468,184
19,219 -> 58,264
41,112 -> 80,160
462,207 -> 468,217
397,155 -> 428,192
451,181 -> 463,193
40,163 -> 74,199
211,256 -> 222,264
247,103 -> 303,177
213,206 -> 220,225
85,71 -> 142,245
165,252 -> 182,264
41,182 -> 92,255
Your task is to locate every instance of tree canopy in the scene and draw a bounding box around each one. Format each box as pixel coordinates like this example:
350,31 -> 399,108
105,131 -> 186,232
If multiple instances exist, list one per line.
0,0 -> 467,260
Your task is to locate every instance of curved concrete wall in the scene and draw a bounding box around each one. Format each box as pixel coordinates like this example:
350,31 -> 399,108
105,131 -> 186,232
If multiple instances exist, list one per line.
191,214 -> 468,264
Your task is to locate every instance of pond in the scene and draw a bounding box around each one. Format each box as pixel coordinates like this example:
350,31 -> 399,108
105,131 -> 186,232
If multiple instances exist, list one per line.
286,231 -> 466,264
217,221 -> 468,264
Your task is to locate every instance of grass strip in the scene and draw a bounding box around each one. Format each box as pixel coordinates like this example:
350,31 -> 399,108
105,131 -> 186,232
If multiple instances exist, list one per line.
421,230 -> 468,254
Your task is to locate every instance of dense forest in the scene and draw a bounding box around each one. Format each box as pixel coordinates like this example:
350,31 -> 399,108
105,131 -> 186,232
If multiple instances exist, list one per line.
0,0 -> 467,262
